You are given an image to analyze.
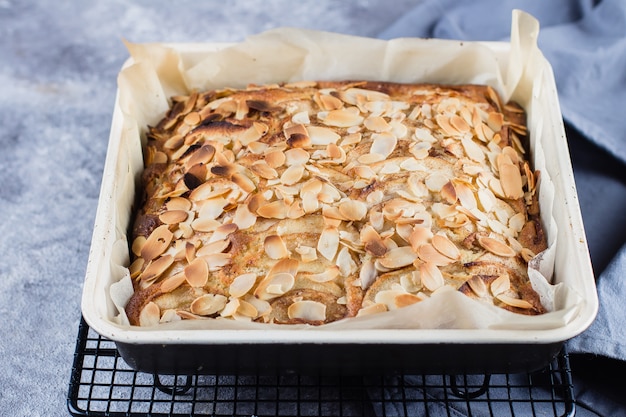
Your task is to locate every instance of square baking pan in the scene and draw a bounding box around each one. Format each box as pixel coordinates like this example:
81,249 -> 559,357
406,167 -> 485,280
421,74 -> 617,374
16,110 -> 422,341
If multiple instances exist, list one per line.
80,29 -> 598,376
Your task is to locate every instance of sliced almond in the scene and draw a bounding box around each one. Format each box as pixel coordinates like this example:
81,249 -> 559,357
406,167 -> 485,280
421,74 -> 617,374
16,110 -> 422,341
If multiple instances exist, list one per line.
378,246 -> 418,269
295,245 -> 318,262
184,257 -> 209,287
431,234 -> 461,261
467,275 -> 488,298
306,266 -> 340,283
417,244 -> 455,266
159,210 -> 188,225
139,302 -> 161,326
254,272 -> 295,300
490,274 -> 511,296
370,133 -> 397,159
264,235 -> 291,259
280,164 -> 305,185
356,303 -> 387,317
477,236 -> 516,257
229,273 -> 258,298
360,225 -> 387,257
419,262 -> 445,292
190,294 -> 228,316
284,148 -> 310,166
288,300 -> 327,321
139,254 -> 174,284
306,126 -> 341,146
257,200 -> 289,219
497,294 -> 534,309
141,225 -> 173,261
394,293 -> 423,308
499,163 -> 524,199
265,149 -> 286,168
232,203 -> 257,230
317,226 -> 340,261
231,173 -> 256,193
319,107 -> 364,127
165,197 -> 192,211
160,271 -> 187,293
338,199 -> 367,221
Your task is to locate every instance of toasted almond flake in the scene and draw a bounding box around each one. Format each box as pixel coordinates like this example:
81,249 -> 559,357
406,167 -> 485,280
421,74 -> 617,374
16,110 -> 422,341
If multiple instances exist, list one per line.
166,197 -> 192,211
338,199 -> 367,221
467,275 -> 488,297
184,257 -> 209,287
129,258 -> 144,279
318,93 -> 344,110
436,114 -> 459,136
490,274 -> 511,296
478,235 -> 516,257
191,217 -> 220,233
254,272 -> 295,300
419,262 -> 445,292
250,160 -> 278,180
395,293 -> 422,308
160,271 -> 186,293
499,163 -> 524,199
307,266 -> 340,283
283,148 -> 309,167
417,244 -> 455,266
141,225 -> 173,261
360,225 -> 387,257
257,200 -> 289,219
461,136 -> 485,162
408,227 -> 433,251
497,294 -> 534,309
455,181 -> 477,210
196,239 -> 229,257
160,309 -> 182,323
378,246 -> 418,269
280,164 -> 305,186
425,172 -> 449,192
370,133 -> 397,158
190,294 -> 228,316
400,271 -> 422,293
320,107 -> 364,127
307,126 -> 341,146
409,142 -> 431,159
265,149 -> 286,168
340,132 -> 362,146
520,248 -> 536,263
489,178 -> 506,199
288,300 -> 327,321
228,273 -> 258,298
132,236 -> 146,257
264,235 -> 291,259
356,303 -> 387,317
318,226 -> 340,261
236,299 -> 258,318
450,114 -> 470,133
159,210 -> 188,225
139,254 -> 174,283
477,188 -> 496,213
364,116 -> 391,132
487,112 -> 504,132
357,153 -> 385,164
231,173 -> 256,193
440,181 -> 457,204
204,252 -> 233,271
139,302 -> 161,326
220,298 -> 241,317
432,234 -> 461,260
399,158 -> 423,171
183,111 -> 201,126
295,245 -> 318,263
358,259 -> 378,290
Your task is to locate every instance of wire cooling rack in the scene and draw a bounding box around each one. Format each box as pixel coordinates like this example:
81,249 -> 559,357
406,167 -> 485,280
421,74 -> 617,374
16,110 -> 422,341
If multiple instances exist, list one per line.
67,317 -> 576,417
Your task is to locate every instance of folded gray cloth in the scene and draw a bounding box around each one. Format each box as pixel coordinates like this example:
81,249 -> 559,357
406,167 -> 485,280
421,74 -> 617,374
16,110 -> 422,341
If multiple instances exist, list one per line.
381,0 -> 626,364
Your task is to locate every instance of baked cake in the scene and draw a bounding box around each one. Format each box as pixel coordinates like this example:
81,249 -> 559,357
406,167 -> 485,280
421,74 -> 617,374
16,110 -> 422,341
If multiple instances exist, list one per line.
125,81 -> 547,326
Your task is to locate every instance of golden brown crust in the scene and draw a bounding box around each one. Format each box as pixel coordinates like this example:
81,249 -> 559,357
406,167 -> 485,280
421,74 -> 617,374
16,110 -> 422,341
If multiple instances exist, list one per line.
126,80 -> 547,326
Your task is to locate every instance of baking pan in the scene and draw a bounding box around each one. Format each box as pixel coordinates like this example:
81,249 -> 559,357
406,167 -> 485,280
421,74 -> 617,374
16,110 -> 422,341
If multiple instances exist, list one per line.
81,19 -> 597,376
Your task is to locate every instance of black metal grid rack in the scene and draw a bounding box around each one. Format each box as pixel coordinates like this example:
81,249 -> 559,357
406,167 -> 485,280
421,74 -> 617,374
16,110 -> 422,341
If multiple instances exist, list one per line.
68,318 -> 576,417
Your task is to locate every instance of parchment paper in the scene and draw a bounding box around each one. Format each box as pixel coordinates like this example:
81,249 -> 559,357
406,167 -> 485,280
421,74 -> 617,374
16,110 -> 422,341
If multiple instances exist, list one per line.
106,10 -> 582,331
